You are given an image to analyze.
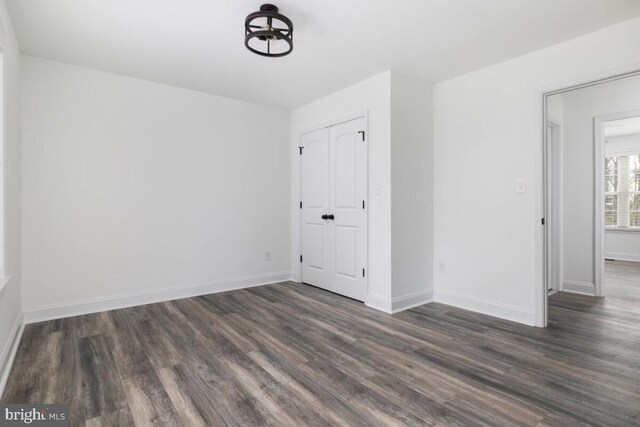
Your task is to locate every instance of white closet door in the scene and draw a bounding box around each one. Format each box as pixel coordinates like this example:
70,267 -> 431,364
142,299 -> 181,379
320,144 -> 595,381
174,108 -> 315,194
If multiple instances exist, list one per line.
301,128 -> 331,290
329,117 -> 367,301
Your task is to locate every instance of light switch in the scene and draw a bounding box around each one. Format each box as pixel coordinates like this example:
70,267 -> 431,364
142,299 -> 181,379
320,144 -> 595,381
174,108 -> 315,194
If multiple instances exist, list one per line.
374,183 -> 382,196
516,179 -> 526,194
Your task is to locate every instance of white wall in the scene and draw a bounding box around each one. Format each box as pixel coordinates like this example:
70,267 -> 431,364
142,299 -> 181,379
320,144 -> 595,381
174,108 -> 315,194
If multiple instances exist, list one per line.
290,70 -> 434,312
606,229 -> 640,262
560,76 -> 640,286
0,0 -> 22,393
433,16 -> 640,326
290,71 -> 393,304
605,132 -> 640,262
21,56 -> 291,319
390,72 -> 433,303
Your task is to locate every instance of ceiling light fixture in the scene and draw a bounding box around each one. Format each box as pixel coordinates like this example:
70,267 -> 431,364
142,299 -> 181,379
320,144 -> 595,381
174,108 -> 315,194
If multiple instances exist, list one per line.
245,4 -> 293,57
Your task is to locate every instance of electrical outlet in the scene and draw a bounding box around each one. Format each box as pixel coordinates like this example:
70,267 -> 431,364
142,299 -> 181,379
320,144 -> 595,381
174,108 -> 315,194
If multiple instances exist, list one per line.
438,262 -> 446,273
265,251 -> 271,261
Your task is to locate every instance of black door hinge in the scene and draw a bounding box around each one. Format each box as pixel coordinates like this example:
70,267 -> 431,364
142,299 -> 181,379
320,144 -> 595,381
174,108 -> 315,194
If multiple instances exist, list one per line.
300,255 -> 303,263
358,131 -> 365,141
300,201 -> 302,209
362,200 -> 365,209
299,146 -> 304,155
541,218 -> 545,225
362,268 -> 365,277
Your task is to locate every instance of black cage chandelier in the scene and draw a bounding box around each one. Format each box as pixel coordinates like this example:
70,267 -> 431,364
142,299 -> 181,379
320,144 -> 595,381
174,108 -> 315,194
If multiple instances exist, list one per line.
245,4 -> 293,57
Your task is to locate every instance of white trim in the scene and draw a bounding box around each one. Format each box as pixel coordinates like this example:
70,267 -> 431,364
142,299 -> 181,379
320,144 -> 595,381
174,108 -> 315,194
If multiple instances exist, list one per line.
299,111 -> 369,301
0,17 -> 6,45
391,290 -> 434,312
605,252 -> 640,263
594,116 -> 605,297
23,271 -> 291,324
434,290 -> 536,326
563,280 -> 596,296
0,274 -> 9,294
0,311 -> 24,397
366,294 -> 393,313
366,290 -> 434,314
289,272 -> 301,283
594,109 -> 640,297
605,149 -> 640,157
539,93 -> 550,327
606,227 -> 640,233
546,121 -> 563,293
540,67 -> 640,328
299,110 -> 368,136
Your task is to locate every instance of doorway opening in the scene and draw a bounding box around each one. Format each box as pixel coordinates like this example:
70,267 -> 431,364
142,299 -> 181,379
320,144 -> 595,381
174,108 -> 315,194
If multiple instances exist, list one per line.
543,71 -> 640,327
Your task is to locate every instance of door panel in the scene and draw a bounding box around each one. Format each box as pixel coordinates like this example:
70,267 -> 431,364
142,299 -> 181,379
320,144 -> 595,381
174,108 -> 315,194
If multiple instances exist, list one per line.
305,224 -> 325,270
330,118 -> 367,301
300,117 -> 367,301
301,128 -> 331,289
335,225 -> 358,278
334,131 -> 358,208
303,140 -> 326,208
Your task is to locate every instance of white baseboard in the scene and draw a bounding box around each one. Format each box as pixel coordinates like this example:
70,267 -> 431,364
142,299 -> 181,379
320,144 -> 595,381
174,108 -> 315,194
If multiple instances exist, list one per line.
23,271 -> 291,324
365,294 -> 393,313
289,272 -> 301,283
433,290 -> 536,326
391,290 -> 434,312
605,252 -> 640,263
0,311 -> 24,398
366,290 -> 433,314
562,280 -> 596,296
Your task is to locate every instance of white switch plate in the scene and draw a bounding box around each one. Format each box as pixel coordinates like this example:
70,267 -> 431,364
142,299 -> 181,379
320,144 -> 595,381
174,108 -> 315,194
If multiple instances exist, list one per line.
265,251 -> 271,261
374,183 -> 382,196
438,262 -> 446,273
516,179 -> 526,194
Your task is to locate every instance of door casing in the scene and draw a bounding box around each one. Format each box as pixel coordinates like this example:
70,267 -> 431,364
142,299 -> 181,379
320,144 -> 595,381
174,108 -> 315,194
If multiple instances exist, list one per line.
541,69 -> 640,327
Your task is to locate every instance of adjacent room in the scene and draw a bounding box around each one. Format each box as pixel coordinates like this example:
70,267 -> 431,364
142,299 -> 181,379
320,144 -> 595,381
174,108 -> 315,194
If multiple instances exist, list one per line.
544,73 -> 640,381
546,74 -> 640,299
0,1 -> 639,425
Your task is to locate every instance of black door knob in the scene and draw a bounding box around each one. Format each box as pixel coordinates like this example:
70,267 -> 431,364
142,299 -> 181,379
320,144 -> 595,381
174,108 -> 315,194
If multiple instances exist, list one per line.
321,214 -> 328,220
327,214 -> 335,220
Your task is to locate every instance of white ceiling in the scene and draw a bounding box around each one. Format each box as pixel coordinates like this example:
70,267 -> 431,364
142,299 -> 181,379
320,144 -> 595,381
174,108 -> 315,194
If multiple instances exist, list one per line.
8,0 -> 640,109
605,116 -> 640,138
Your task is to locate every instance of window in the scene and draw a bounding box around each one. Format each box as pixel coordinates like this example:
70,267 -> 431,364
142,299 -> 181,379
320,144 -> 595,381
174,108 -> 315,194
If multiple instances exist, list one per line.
605,153 -> 640,228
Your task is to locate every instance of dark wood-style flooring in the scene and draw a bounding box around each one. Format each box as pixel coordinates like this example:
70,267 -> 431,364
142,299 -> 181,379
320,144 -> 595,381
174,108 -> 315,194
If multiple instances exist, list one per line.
2,262 -> 640,426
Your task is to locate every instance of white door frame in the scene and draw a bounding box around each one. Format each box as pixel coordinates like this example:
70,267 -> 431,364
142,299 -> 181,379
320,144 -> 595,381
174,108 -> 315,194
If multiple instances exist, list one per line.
545,121 -> 562,293
299,111 -> 369,297
541,69 -> 640,327
593,108 -> 640,297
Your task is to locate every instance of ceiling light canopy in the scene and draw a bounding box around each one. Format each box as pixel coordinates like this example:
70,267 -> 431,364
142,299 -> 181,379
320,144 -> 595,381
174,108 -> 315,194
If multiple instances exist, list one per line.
245,4 -> 293,57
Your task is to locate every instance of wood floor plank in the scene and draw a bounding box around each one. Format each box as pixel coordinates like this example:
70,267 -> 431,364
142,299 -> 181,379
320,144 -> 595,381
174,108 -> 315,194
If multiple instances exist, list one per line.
121,366 -> 181,427
79,335 -> 127,419
85,407 -> 136,427
2,260 -> 639,425
156,365 -> 220,426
